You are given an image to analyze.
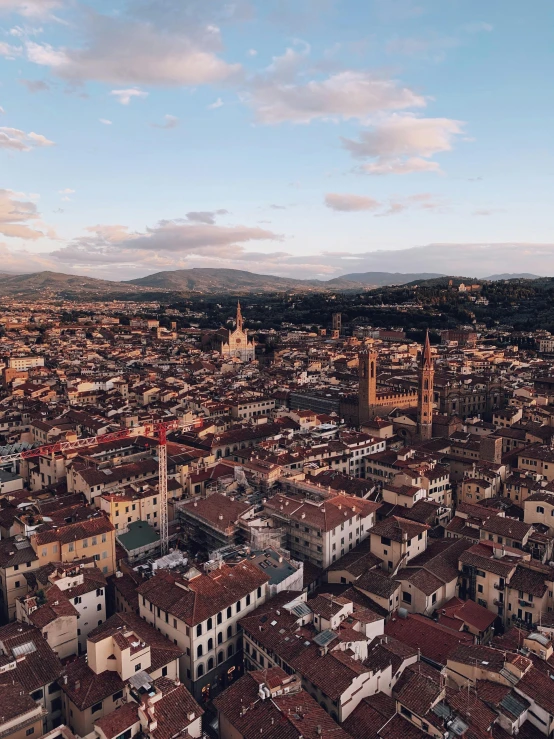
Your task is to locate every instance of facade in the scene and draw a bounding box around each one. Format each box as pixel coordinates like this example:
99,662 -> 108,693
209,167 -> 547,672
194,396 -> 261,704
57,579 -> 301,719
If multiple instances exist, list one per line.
137,560 -> 269,701
220,303 -> 255,362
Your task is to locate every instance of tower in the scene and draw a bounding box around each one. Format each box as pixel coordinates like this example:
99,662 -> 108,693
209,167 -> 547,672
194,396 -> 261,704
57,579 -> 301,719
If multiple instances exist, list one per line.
331,313 -> 342,339
418,331 -> 435,441
236,301 -> 243,332
358,343 -> 378,425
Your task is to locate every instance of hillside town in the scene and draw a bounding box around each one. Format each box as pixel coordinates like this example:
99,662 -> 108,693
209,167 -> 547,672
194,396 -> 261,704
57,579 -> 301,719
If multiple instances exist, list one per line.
2,298 -> 554,739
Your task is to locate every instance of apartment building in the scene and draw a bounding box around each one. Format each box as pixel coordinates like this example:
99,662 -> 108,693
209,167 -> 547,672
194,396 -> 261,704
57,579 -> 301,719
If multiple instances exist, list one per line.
264,493 -> 381,569
61,613 -> 183,736
136,559 -> 269,701
368,516 -> 429,573
30,512 -> 117,577
0,622 -> 64,732
0,683 -> 46,739
0,534 -> 39,622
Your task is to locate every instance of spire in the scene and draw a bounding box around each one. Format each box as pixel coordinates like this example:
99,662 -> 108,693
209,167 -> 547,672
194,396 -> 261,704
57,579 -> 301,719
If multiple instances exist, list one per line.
422,330 -> 432,368
236,300 -> 243,332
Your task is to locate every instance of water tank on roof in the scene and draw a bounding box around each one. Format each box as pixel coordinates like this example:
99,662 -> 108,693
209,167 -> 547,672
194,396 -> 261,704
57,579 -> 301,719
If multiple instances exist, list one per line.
398,608 -> 409,619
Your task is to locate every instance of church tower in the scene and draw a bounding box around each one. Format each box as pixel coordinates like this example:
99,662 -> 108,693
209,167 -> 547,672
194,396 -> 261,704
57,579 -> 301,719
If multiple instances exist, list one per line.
236,301 -> 243,332
418,331 -> 435,440
358,343 -> 378,425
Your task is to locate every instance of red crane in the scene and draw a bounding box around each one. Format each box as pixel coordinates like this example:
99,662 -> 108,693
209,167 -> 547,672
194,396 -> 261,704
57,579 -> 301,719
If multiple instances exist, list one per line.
0,417 -> 203,555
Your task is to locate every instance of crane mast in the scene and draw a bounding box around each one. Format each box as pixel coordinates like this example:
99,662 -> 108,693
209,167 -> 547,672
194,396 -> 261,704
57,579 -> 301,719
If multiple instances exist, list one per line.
0,417 -> 202,555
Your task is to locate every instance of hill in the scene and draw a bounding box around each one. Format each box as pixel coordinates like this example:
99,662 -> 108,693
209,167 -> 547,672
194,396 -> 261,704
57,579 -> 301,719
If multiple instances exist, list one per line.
0,271 -> 166,299
127,268 -> 363,292
336,271 -> 444,286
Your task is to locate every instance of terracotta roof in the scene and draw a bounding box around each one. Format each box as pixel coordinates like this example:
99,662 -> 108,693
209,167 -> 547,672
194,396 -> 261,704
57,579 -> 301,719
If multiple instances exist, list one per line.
0,621 -> 63,691
137,560 -> 269,626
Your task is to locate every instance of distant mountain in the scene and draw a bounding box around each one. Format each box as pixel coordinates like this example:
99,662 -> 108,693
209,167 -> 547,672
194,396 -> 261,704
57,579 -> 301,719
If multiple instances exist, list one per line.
0,267 -> 548,301
0,271 -> 164,299
485,273 -> 542,280
128,268 -> 362,292
127,268 -> 449,292
336,271 -> 444,286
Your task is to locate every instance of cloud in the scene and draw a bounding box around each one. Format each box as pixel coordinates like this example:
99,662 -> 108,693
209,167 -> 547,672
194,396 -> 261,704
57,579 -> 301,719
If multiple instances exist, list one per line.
325,193 -> 381,212
0,41 -> 22,58
24,10 -> 241,87
49,211 -> 281,274
248,68 -> 426,124
99,118 -> 112,125
208,97 -> 224,109
0,106 -> 4,114
248,49 -> 257,56
0,126 -> 54,151
342,115 -> 464,174
473,208 -> 503,216
19,78 -> 51,92
151,114 -> 179,129
185,210 -> 229,225
0,0 -> 61,18
110,87 -> 148,105
58,188 -> 74,194
0,188 -> 45,239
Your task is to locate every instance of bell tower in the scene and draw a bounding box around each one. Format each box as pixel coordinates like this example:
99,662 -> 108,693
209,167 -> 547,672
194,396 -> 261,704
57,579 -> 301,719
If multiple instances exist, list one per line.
236,301 -> 243,333
358,343 -> 377,425
418,331 -> 435,441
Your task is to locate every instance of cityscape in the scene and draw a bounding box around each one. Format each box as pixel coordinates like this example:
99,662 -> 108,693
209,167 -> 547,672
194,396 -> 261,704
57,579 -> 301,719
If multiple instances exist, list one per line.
1,2 -> 554,739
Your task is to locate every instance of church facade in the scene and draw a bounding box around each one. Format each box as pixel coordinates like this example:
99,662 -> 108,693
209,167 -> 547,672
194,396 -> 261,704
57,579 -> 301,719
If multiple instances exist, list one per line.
221,302 -> 255,362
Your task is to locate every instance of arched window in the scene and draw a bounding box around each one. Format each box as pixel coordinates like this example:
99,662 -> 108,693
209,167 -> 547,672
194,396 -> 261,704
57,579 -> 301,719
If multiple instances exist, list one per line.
227,644 -> 234,658
207,617 -> 213,630
208,638 -> 213,651
218,651 -> 224,664
217,632 -> 223,644
208,657 -> 214,671
197,644 -> 203,658
196,624 -> 202,637
197,664 -> 204,678
227,625 -> 233,639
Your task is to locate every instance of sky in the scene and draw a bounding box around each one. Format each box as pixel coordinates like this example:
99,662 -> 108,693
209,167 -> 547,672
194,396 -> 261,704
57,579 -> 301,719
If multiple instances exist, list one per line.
0,0 -> 553,281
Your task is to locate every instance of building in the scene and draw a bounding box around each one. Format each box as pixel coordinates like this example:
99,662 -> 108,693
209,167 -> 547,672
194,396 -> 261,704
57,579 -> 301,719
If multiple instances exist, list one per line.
220,303 -> 255,362
137,559 -> 269,701
264,494 -> 381,568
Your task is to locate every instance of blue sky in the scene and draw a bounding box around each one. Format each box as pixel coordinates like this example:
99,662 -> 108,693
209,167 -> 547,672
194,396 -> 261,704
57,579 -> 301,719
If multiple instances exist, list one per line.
1,0 -> 553,280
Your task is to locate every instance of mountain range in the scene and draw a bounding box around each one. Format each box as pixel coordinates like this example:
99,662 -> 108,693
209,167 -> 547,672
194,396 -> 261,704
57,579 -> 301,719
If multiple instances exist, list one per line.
0,268 -> 543,300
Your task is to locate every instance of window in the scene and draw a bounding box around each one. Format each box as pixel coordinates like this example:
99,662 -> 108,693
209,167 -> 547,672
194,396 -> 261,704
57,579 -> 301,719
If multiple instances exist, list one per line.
197,664 -> 204,678
257,587 -> 262,598
102,533 -> 107,543
227,607 -> 232,618
113,691 -> 123,701
134,663 -> 142,672
14,580 -> 20,588
246,594 -> 251,606
218,632 -> 223,644
227,644 -> 234,658
74,596 -> 81,605
26,730 -> 34,737
162,666 -> 168,677
236,600 -> 241,613
477,584 -> 483,593
402,592 -> 412,605
208,657 -> 214,670
31,689 -> 43,701
197,645 -> 203,658
92,536 -> 97,545
96,588 -> 103,597
227,625 -> 233,639
92,702 -> 102,714
537,506 -> 545,514
208,638 -> 213,651
68,542 -> 74,552
217,612 -> 222,625
218,651 -> 224,664
173,618 -> 177,628
196,624 -> 202,637
381,536 -> 391,546
97,603 -> 102,611
83,539 -> 88,548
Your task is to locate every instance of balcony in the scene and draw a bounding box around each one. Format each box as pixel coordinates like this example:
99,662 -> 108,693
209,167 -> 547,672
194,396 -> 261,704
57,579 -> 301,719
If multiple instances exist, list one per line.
493,599 -> 503,607
518,600 -> 534,609
494,582 -> 505,591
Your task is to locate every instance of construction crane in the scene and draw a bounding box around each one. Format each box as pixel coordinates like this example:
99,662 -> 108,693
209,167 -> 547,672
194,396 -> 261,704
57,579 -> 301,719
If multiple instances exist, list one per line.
0,417 -> 203,555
